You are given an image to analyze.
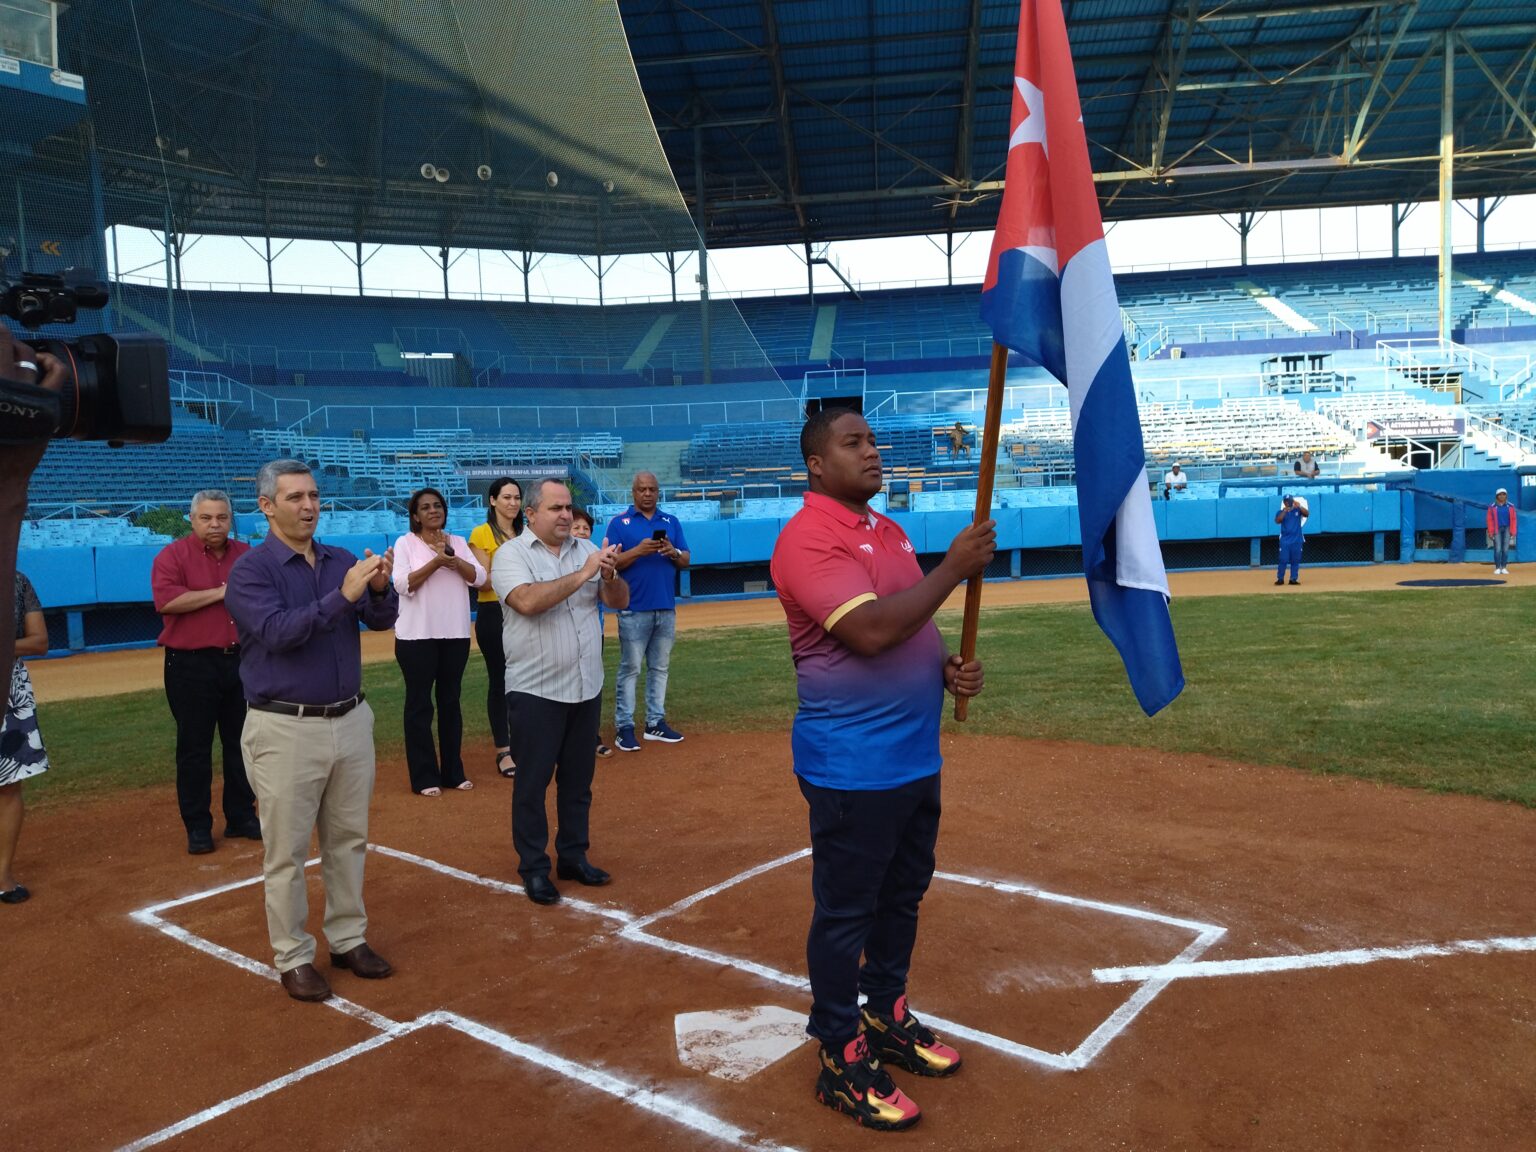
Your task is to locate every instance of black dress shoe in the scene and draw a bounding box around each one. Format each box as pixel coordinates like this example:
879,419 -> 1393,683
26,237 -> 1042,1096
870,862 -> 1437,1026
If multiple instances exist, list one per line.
524,875 -> 561,905
279,963 -> 332,1002
329,942 -> 393,979
187,830 -> 215,855
225,819 -> 263,841
556,859 -> 612,887
0,885 -> 30,905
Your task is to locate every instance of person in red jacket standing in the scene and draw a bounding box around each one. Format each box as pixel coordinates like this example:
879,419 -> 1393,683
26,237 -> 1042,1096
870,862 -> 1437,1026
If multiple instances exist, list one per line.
1486,488 -> 1517,575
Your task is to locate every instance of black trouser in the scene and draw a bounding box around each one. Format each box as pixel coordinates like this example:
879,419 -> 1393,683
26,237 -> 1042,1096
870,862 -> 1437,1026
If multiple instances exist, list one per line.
799,771 -> 943,1047
164,647 -> 256,834
395,637 -> 471,792
507,691 -> 600,879
474,605 -> 511,749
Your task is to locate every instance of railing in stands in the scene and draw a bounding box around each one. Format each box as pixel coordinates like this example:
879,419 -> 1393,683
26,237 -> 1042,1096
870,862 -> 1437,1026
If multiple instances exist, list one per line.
1464,411 -> 1536,463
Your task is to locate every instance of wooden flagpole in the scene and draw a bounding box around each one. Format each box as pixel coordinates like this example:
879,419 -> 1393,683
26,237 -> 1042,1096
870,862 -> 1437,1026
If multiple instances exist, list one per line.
954,340 -> 1009,721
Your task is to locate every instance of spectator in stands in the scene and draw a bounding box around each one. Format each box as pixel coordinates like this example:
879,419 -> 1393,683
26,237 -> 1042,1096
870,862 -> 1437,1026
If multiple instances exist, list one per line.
0,334 -> 64,694
492,478 -> 627,906
1294,450 -> 1321,479
152,490 -> 260,855
948,421 -> 972,460
571,507 -> 613,759
1274,494 -> 1309,586
603,471 -> 690,752
392,487 -> 486,797
0,570 -> 48,904
468,478 -> 524,779
1487,487 -> 1516,575
770,408 -> 992,1131
225,459 -> 398,1003
1162,461 -> 1188,498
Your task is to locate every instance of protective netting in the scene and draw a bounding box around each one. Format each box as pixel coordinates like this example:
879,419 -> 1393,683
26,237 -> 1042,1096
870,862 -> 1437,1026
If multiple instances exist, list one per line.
6,0 -> 792,525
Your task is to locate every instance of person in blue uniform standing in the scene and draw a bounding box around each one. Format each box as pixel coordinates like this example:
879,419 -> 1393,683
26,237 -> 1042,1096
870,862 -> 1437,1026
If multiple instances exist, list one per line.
1275,494 -> 1308,586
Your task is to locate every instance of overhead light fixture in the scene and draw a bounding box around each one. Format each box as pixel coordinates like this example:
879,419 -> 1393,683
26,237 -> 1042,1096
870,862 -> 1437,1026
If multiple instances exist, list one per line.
476,164 -> 492,181
421,162 -> 439,180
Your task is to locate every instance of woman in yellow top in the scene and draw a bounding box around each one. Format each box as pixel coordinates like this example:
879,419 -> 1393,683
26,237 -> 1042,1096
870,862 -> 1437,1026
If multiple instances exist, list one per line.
467,477 -> 523,778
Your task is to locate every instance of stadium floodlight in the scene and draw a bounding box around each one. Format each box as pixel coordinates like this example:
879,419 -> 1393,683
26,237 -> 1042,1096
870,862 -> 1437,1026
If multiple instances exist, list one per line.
420,162 -> 438,180
546,170 -> 558,188
434,167 -> 450,183
602,179 -> 614,193
314,154 -> 328,168
476,164 -> 492,181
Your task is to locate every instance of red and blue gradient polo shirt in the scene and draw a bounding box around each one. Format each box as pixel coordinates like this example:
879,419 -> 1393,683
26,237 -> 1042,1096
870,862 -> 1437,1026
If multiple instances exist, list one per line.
770,491 -> 945,790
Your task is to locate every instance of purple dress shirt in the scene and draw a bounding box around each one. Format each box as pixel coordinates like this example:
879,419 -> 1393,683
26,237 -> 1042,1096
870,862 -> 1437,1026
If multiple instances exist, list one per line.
226,534 -> 398,706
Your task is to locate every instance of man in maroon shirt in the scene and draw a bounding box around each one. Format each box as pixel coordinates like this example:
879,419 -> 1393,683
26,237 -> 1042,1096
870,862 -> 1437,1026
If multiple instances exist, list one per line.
152,490 -> 259,856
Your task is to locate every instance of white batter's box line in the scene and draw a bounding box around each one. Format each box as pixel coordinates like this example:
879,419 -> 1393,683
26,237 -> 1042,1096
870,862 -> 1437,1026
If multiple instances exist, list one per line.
623,850 -> 1227,1072
128,844 -> 1227,1077
1094,933 -> 1536,984
115,1008 -> 804,1152
131,906 -> 408,1035
622,847 -> 812,935
368,843 -> 635,924
933,870 -> 1225,936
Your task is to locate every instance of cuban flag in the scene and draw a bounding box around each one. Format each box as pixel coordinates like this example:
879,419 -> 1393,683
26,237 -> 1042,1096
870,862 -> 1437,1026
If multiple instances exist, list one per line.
980,0 -> 1184,716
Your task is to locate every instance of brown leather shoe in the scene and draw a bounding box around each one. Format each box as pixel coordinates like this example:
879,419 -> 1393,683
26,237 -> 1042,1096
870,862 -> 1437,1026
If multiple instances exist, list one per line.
329,942 -> 393,979
279,963 -> 332,1002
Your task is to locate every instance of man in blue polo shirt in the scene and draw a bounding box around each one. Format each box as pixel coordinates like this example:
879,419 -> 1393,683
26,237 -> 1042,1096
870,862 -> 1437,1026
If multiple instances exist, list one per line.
771,408 -> 994,1132
603,471 -> 690,752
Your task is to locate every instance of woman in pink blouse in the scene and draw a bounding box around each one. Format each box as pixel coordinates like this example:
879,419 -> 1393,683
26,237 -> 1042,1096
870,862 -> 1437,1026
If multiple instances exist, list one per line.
392,488 -> 486,796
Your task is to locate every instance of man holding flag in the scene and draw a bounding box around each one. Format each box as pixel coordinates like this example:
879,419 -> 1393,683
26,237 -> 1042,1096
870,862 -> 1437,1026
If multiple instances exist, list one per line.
976,0 -> 1184,717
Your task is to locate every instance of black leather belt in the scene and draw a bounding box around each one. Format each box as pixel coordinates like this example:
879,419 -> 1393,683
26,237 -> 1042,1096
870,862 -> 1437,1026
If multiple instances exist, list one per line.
177,645 -> 240,656
250,692 -> 365,719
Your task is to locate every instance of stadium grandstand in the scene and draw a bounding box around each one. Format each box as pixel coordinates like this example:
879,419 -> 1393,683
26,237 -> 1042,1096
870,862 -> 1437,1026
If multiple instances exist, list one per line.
4,0 -> 1533,649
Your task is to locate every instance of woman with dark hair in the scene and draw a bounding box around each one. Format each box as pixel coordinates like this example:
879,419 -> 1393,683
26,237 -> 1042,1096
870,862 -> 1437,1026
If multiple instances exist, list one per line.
0,570 -> 48,904
468,477 -> 523,778
391,487 -> 485,796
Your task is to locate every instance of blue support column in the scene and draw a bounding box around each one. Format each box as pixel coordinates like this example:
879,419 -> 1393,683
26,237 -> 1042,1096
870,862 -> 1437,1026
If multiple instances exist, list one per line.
1449,501 -> 1466,562
1250,536 -> 1261,567
66,611 -> 85,652
1010,548 -> 1021,578
1399,489 -> 1415,562
679,569 -> 691,599
1373,532 -> 1385,563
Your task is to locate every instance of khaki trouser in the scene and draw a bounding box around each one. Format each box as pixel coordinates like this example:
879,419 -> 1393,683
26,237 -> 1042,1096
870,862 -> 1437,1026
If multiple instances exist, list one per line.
241,702 -> 376,972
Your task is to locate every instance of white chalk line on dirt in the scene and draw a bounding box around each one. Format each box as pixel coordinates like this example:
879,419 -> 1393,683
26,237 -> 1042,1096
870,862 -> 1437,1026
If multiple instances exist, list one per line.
115,1026 -> 418,1152
1094,934 -> 1536,984
123,851 -> 791,1152
629,849 -> 1227,1072
934,871 -> 1225,936
368,842 -> 634,924
622,847 -> 813,934
438,1012 -> 804,1152
115,1008 -> 801,1152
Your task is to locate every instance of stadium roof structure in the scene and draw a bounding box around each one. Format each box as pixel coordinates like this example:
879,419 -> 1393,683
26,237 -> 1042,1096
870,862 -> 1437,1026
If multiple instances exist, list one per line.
50,0 -> 1536,255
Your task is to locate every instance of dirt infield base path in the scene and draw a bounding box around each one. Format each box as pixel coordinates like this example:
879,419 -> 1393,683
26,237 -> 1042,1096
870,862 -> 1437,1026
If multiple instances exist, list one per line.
7,731 -> 1533,1150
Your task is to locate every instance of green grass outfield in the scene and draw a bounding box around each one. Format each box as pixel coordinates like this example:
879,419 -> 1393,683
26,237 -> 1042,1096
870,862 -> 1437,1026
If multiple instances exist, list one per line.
25,585 -> 1536,809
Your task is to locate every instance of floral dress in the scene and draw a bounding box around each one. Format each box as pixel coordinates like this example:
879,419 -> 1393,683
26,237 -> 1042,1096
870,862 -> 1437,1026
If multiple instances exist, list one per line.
0,572 -> 49,785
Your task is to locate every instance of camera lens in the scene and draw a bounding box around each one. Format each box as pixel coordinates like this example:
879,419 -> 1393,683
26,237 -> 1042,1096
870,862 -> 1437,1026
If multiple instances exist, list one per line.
38,333 -> 171,443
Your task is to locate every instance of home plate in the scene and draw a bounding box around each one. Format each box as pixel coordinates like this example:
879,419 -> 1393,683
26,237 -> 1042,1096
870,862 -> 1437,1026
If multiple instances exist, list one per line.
675,1006 -> 811,1081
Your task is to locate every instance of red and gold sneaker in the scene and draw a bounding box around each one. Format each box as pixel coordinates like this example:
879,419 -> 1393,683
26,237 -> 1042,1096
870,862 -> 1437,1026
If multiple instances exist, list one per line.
814,1033 -> 922,1131
861,995 -> 963,1077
